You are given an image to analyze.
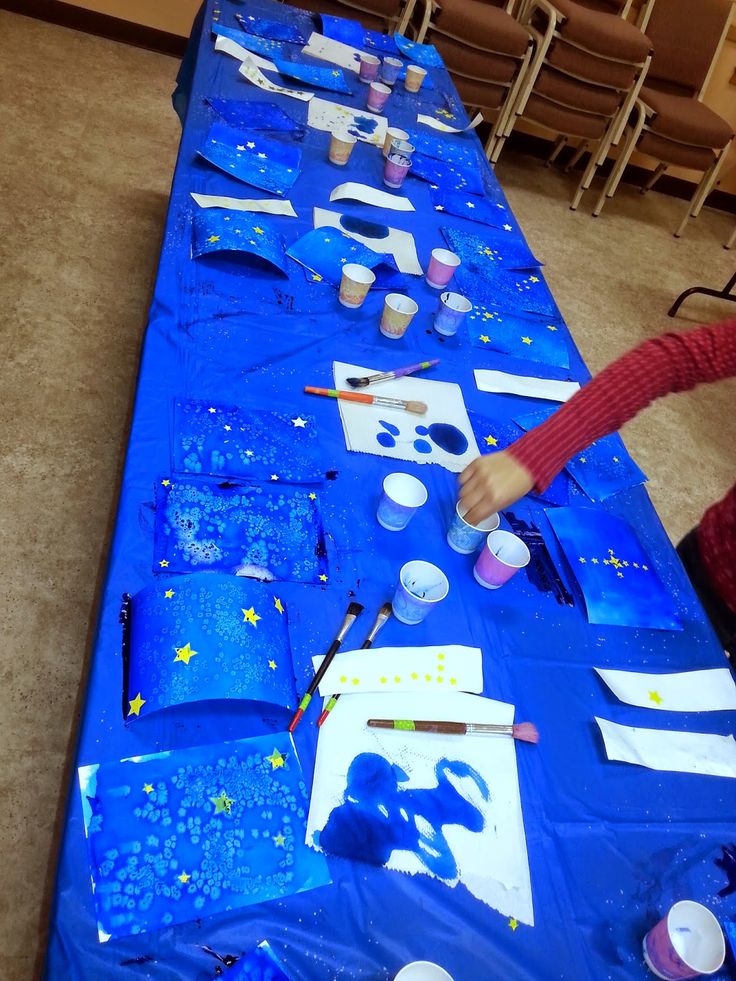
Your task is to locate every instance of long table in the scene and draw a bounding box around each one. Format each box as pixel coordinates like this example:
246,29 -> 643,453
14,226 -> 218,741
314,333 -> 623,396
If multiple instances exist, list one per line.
45,2 -> 736,978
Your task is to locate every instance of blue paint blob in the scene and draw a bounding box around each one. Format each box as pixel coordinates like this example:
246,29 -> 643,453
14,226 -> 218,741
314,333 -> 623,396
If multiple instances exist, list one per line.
379,420 -> 400,435
415,425 -> 429,436
428,422 -> 468,456
413,439 -> 432,454
377,432 -> 396,448
340,215 -> 390,240
319,753 -> 488,878
716,844 -> 736,897
349,114 -> 379,136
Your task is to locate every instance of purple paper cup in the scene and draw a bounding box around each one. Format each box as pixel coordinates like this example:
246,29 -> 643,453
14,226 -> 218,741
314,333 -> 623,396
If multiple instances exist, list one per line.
380,56 -> 403,86
359,53 -> 380,83
339,263 -> 375,308
379,293 -> 419,339
473,530 -> 530,589
434,291 -> 472,337
384,154 -> 412,189
367,81 -> 391,113
447,502 -> 500,554
377,473 -> 428,531
643,901 -> 725,980
404,64 -> 428,93
392,560 -> 449,625
426,248 -> 461,289
328,129 -> 357,166
383,126 -> 410,158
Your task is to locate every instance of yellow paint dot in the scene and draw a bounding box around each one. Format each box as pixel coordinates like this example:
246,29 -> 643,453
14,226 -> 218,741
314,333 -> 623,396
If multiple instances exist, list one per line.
436,676 -> 444,683
425,674 -> 432,682
380,676 -> 387,684
438,664 -> 445,672
437,653 -> 445,661
411,672 -> 418,679
450,678 -> 457,685
340,675 -> 348,683
351,678 -> 360,686
394,676 -> 401,683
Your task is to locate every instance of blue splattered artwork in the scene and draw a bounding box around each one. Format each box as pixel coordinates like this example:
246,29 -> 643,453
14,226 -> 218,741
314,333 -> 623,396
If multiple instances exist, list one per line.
468,304 -> 570,369
442,225 -> 542,273
410,153 -> 485,196
286,228 -> 406,290
376,420 -> 469,457
406,129 -> 479,171
319,14 -> 399,54
198,122 -> 301,197
153,476 -> 329,584
546,507 -> 682,630
206,98 -> 305,135
124,574 -> 296,721
237,13 -> 306,44
393,33 -> 444,68
454,264 -> 559,318
192,210 -> 288,276
430,186 -> 512,230
173,400 -> 325,482
272,59 -> 352,94
222,940 -> 293,981
77,732 -> 330,940
212,23 -> 285,58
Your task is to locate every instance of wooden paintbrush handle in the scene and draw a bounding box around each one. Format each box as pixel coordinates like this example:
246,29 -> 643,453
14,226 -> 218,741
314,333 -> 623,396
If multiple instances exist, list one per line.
304,386 -> 373,405
368,719 -> 467,734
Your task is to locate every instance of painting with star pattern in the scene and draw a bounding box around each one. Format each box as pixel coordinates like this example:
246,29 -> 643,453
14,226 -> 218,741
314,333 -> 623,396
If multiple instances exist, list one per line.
206,98 -> 305,136
319,14 -> 399,54
429,186 -> 512,231
272,59 -> 352,94
454,264 -> 558,318
173,400 -> 325,482
546,507 -> 681,630
410,154 -> 485,196
198,123 -> 301,197
406,130 -> 479,171
468,305 -> 570,369
77,732 -> 330,940
212,23 -> 286,59
286,228 -> 405,289
237,12 -> 307,43
394,33 -> 444,67
192,209 -> 288,275
153,476 -> 329,584
124,574 -> 296,722
441,225 -> 541,275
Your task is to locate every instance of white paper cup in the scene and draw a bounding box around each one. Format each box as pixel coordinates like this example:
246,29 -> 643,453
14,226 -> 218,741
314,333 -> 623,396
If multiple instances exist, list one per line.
394,961 -> 454,980
446,502 -> 499,554
377,473 -> 428,530
339,263 -> 375,308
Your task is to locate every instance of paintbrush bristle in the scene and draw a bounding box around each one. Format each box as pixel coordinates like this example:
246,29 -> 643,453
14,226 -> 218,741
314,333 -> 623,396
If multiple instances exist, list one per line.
512,722 -> 539,744
347,601 -> 365,617
346,376 -> 369,389
405,401 -> 428,415
378,601 -> 393,617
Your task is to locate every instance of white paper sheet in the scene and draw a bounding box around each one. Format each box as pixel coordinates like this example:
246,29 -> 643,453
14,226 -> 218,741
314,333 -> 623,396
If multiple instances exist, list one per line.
333,361 -> 479,473
314,207 -> 422,275
416,111 -> 484,133
190,193 -> 298,216
596,667 -> 736,713
213,34 -> 276,71
302,31 -> 363,72
307,691 -> 534,925
239,57 -> 314,102
474,369 -> 581,402
313,645 -> 483,696
596,717 -> 736,778
307,98 -> 387,147
330,182 -> 415,212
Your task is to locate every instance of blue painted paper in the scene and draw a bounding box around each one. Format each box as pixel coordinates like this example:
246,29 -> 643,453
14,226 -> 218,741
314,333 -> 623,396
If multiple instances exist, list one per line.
212,23 -> 285,58
546,507 -> 682,630
430,186 -> 512,231
125,574 -> 296,720
153,476 -> 329,584
319,15 -> 399,55
174,400 -> 325,481
198,122 -> 301,197
468,304 -> 570,369
272,59 -> 352,94
454,264 -> 559,318
406,129 -> 479,171
222,941 -> 293,980
393,33 -> 444,68
238,13 -> 307,44
77,732 -> 330,940
192,209 -> 288,275
206,98 -> 305,135
441,225 -> 542,273
286,228 -> 406,290
410,153 -> 485,196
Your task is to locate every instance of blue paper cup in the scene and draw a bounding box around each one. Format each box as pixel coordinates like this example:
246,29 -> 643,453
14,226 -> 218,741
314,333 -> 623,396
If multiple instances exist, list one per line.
377,473 -> 428,531
380,56 -> 403,86
446,502 -> 500,554
434,291 -> 472,337
392,560 -> 449,624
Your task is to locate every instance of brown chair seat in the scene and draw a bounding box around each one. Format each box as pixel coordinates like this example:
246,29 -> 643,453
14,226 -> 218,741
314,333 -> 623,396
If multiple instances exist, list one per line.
640,86 -> 733,149
547,0 -> 651,62
637,131 -> 718,171
432,33 -> 519,82
432,0 -> 529,56
546,38 -> 637,89
534,65 -> 621,115
523,92 -> 610,139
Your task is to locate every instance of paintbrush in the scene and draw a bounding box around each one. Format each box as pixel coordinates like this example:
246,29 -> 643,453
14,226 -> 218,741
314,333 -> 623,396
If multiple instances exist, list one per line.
288,601 -> 364,732
304,386 -> 427,415
367,719 -> 540,743
346,359 -> 440,389
317,602 -> 392,728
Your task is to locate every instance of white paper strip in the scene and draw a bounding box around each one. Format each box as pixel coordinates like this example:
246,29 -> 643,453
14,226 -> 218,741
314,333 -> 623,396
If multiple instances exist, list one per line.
315,207 -> 421,275
190,193 -> 298,217
213,34 -> 276,72
313,645 -> 483,696
417,111 -> 484,133
238,57 -> 314,102
596,717 -> 736,778
474,369 -> 581,402
307,691 -> 534,925
330,182 -> 415,212
307,98 -> 387,147
596,667 -> 736,713
302,31 -> 363,73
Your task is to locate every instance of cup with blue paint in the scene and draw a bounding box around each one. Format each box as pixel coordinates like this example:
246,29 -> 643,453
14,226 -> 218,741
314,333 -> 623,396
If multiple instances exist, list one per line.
446,502 -> 499,554
434,291 -> 472,337
377,472 -> 428,531
380,56 -> 403,86
473,529 -> 530,589
392,560 -> 449,624
643,901 -> 725,980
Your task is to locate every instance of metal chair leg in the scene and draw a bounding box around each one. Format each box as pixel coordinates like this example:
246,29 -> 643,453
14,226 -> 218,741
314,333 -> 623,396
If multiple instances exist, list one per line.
724,225 -> 736,250
668,270 -> 736,317
564,141 -> 588,172
640,162 -> 666,194
546,135 -> 567,167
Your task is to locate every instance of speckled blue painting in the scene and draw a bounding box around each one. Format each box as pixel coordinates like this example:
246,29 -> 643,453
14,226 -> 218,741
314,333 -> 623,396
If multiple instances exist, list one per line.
173,400 -> 325,482
410,153 -> 484,196
198,123 -> 301,197
206,98 -> 305,136
238,13 -> 307,43
212,23 -> 286,58
454,264 -> 558,318
319,14 -> 398,54
394,33 -> 444,67
468,304 -> 570,369
77,732 -> 330,940
192,210 -> 288,275
272,59 -> 352,94
124,574 -> 295,721
406,129 -> 478,171
153,476 -> 329,584
221,940 -> 293,980
441,225 -> 541,274
287,228 -> 405,289
430,186 -> 512,231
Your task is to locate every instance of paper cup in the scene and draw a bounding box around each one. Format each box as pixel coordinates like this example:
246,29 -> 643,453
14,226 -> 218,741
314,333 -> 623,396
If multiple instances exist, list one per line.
394,963 -> 454,981
434,291 -> 472,337
447,503 -> 499,554
473,530 -> 530,589
339,263 -> 375,308
384,153 -> 412,189
404,64 -> 428,93
392,560 -> 449,624
643,901 -> 725,980
426,248 -> 461,289
328,130 -> 357,166
380,56 -> 403,86
383,126 -> 410,158
359,53 -> 380,83
367,82 -> 391,113
379,293 -> 419,339
377,473 -> 428,531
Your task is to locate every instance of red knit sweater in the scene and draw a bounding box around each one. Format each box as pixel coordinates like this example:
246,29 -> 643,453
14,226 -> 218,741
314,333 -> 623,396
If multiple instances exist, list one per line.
508,320 -> 736,613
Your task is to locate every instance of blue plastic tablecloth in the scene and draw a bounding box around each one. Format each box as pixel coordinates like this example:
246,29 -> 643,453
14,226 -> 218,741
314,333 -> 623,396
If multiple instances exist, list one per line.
45,2 -> 736,978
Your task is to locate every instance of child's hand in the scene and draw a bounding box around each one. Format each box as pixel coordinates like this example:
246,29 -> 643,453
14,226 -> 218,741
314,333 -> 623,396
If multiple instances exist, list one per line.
459,451 -> 534,524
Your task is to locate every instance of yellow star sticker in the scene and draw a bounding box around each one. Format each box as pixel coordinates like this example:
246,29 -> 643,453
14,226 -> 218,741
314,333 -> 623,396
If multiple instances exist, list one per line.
509,918 -> 519,931
616,571 -> 624,578
547,324 -> 557,331
164,589 -> 175,599
613,456 -> 620,463
528,275 -> 540,283
207,235 -> 220,243
159,559 -> 169,568
579,557 -> 586,563
273,832 -> 286,847
521,336 -> 533,345
484,434 -> 498,446
266,748 -> 285,770
331,70 -> 340,76
479,334 -> 491,343
642,564 -> 648,571
591,558 -> 599,564
268,659 -> 277,670
633,562 -> 640,569
178,871 -> 191,883
211,791 -> 234,814
312,273 -> 323,282
483,311 -> 494,320
319,574 -> 328,582
649,690 -> 663,705
274,597 -> 285,614
143,783 -> 154,794
174,642 -> 197,665
161,478 -> 170,486
579,456 -> 587,463
308,492 -> 317,500
242,607 -> 261,627
128,692 -> 146,717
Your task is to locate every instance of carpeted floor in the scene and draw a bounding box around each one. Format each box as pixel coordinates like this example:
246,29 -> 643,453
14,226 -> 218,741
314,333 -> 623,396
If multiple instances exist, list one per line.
0,11 -> 734,978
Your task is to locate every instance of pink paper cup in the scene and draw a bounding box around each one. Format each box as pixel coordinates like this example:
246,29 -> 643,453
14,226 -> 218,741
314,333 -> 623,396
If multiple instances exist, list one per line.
377,473 -> 428,531
404,64 -> 428,93
339,263 -> 375,308
359,53 -> 380,83
380,56 -> 403,86
643,901 -> 725,980
384,154 -> 412,189
426,248 -> 461,289
473,530 -> 530,589
379,293 -> 419,339
447,502 -> 499,554
392,560 -> 449,625
383,126 -> 410,158
328,130 -> 357,166
367,82 -> 391,113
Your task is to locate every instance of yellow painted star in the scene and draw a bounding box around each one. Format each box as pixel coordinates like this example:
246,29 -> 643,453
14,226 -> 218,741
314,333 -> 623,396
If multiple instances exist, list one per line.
642,565 -> 648,571
128,692 -> 146,717
207,235 -> 220,243
178,871 -> 191,883
308,492 -> 317,500
211,791 -> 234,814
591,558 -> 599,564
319,574 -> 328,582
312,273 -> 323,282
161,478 -> 170,487
273,832 -> 286,847
547,324 -> 557,331
174,642 -> 197,665
266,748 -> 286,770
253,226 -> 264,235
143,783 -> 154,794
484,434 -> 498,446
521,336 -> 533,345
617,571 -> 624,578
479,334 -> 491,343
268,659 -> 277,671
528,275 -> 540,283
509,918 -> 519,931
579,456 -> 587,463
649,690 -> 663,705
159,559 -> 169,568
242,607 -> 261,627
613,456 -> 620,463
164,589 -> 175,599
274,597 -> 285,614
579,557 -> 586,563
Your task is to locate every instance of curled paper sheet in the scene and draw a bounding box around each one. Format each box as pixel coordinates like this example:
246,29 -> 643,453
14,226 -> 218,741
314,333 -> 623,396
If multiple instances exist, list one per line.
394,33 -> 444,68
312,645 -> 483,695
214,32 -> 276,71
595,717 -> 736,778
329,182 -> 415,212
239,57 -> 314,102
417,111 -> 484,133
302,31 -> 363,72
191,193 -> 298,216
314,207 -> 421,276
474,369 -> 580,402
595,667 -> 736,713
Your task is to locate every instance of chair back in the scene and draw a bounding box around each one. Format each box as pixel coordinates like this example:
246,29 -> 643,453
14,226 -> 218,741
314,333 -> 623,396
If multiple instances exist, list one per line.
645,0 -> 731,97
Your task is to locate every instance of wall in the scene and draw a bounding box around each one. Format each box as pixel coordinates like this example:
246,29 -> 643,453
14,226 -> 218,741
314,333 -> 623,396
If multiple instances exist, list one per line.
61,0 -> 202,36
